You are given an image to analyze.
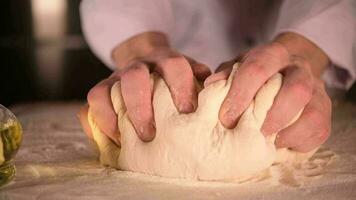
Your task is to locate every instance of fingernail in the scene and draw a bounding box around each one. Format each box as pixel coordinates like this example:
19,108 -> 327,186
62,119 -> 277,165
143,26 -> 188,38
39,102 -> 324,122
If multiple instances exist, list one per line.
221,110 -> 238,128
178,102 -> 195,113
138,122 -> 156,142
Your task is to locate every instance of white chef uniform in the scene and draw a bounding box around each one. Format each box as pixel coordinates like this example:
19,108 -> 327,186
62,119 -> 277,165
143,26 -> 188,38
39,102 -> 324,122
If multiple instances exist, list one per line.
80,0 -> 356,89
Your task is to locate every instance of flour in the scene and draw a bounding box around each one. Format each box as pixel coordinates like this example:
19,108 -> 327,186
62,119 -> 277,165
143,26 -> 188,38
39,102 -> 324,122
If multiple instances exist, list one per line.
4,101 -> 353,199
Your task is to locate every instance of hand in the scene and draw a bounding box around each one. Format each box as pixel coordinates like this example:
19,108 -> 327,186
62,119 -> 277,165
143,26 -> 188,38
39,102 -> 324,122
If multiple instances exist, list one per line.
78,32 -> 211,145
205,32 -> 332,152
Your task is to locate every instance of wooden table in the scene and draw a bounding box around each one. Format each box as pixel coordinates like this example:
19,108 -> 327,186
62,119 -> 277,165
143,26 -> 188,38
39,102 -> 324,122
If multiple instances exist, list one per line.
1,101 -> 356,200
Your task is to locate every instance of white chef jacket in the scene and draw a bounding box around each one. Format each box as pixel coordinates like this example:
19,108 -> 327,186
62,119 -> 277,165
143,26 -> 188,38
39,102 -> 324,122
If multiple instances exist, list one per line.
80,0 -> 356,89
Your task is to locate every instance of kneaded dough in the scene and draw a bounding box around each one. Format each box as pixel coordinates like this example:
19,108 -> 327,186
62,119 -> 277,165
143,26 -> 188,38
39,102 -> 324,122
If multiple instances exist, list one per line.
88,63 -> 316,181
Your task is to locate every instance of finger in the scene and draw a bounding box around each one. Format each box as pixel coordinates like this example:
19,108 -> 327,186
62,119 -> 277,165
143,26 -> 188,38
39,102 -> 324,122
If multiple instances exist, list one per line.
219,43 -> 289,128
204,67 -> 232,88
262,64 -> 313,136
120,62 -> 156,142
275,80 -> 332,152
154,53 -> 198,113
87,76 -> 120,145
185,56 -> 211,81
77,104 -> 94,139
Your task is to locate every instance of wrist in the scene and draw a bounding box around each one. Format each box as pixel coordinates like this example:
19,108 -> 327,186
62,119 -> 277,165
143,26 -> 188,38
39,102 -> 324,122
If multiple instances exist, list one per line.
112,32 -> 170,69
273,32 -> 330,78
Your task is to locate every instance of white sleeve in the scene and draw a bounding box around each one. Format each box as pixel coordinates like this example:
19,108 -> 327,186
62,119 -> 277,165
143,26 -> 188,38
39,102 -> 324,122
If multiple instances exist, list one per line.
80,0 -> 174,70
272,0 -> 356,89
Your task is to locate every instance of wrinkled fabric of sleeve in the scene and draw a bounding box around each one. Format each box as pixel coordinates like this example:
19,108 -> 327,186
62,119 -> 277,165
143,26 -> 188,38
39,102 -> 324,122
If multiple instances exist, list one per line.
80,0 -> 174,70
272,0 -> 356,89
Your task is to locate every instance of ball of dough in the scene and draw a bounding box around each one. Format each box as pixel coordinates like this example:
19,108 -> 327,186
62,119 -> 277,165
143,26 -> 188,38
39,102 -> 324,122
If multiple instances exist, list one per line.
88,63 -> 315,181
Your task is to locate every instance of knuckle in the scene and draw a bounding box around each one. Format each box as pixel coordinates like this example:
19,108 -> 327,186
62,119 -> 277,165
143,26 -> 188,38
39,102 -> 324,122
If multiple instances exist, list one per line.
301,60 -> 312,70
126,59 -> 145,68
247,63 -> 269,80
87,83 -> 110,105
305,109 -> 323,126
158,54 -> 186,68
122,63 -> 147,78
128,61 -> 146,71
290,54 -> 309,67
270,42 -> 289,55
304,110 -> 330,141
315,125 -> 330,143
288,80 -> 313,101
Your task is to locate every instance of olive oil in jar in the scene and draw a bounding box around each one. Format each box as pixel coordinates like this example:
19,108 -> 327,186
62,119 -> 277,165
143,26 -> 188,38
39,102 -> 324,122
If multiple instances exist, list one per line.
0,105 -> 23,187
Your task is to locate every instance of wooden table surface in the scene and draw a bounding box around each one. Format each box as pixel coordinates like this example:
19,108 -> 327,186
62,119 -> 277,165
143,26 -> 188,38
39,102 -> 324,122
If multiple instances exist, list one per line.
1,101 -> 356,200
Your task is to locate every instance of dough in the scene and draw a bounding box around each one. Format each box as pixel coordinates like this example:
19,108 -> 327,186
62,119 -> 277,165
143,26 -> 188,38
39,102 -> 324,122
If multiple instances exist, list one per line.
88,63 -> 316,181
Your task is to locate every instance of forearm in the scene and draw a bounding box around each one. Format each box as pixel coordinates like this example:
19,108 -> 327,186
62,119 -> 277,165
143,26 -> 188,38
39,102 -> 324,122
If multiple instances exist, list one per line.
274,32 -> 330,78
112,32 -> 170,69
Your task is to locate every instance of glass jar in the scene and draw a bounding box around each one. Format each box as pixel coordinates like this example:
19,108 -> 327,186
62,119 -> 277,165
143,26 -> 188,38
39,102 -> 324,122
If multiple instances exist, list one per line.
0,104 -> 23,186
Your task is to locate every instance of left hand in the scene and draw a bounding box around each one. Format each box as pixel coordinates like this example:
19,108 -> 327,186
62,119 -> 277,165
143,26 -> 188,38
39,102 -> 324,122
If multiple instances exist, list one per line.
205,32 -> 332,152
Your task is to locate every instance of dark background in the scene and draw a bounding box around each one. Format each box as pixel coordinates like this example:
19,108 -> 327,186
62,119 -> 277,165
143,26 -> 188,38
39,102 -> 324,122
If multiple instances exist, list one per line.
0,0 -> 111,107
0,0 -> 355,107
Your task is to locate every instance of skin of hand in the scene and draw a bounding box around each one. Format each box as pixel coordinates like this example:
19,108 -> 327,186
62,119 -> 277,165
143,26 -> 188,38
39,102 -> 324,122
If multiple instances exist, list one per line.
78,32 -> 211,145
205,32 -> 332,152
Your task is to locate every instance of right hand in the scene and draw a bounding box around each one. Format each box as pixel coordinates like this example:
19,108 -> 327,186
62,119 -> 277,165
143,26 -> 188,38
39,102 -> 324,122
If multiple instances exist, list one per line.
78,34 -> 211,145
